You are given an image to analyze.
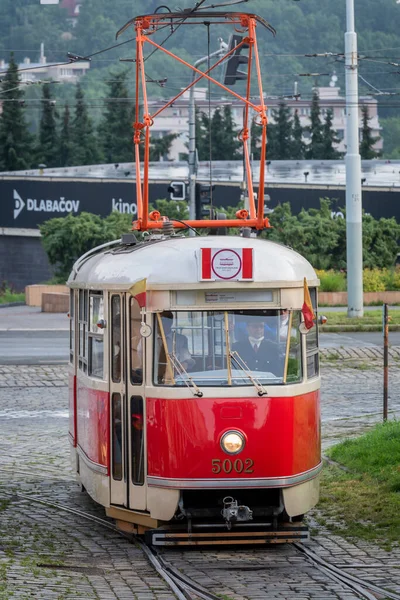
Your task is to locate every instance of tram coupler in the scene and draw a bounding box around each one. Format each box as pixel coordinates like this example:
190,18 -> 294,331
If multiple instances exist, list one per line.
221,496 -> 253,530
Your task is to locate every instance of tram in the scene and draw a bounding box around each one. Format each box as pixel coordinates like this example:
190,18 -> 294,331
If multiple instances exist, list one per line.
68,10 -> 322,545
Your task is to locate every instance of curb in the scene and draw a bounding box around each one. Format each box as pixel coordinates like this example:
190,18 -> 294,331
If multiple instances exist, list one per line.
0,302 -> 26,309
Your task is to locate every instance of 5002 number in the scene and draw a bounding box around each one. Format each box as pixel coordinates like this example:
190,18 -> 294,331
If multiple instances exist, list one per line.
211,458 -> 254,474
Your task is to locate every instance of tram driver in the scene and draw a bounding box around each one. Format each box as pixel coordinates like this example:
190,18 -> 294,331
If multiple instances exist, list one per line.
156,311 -> 195,383
232,316 -> 280,374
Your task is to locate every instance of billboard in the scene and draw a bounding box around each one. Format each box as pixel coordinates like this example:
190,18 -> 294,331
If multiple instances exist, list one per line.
0,180 -> 169,229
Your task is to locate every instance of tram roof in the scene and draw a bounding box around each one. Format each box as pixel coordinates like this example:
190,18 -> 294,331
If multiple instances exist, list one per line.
68,236 -> 318,288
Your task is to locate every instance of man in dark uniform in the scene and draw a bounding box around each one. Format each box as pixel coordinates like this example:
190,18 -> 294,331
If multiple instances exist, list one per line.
232,318 -> 280,375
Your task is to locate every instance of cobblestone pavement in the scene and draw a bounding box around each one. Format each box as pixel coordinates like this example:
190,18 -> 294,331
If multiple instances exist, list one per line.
1,360 -> 400,599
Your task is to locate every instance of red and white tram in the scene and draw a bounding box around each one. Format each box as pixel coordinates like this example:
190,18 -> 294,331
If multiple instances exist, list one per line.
67,235 -> 321,544
68,10 -> 322,545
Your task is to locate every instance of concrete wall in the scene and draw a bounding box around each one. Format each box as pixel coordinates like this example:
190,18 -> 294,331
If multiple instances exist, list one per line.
0,235 -> 54,292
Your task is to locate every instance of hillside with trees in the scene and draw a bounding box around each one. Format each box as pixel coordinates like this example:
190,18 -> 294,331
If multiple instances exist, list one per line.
1,0 -> 400,164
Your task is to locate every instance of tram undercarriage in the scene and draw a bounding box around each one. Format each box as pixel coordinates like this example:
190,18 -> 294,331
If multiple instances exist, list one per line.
105,487 -> 310,546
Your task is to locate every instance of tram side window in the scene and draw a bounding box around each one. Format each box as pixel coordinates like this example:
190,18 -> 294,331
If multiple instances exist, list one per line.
69,289 -> 74,364
111,295 -> 122,383
88,292 -> 104,379
285,311 -> 303,383
78,289 -> 88,373
111,393 -> 122,481
131,396 -> 144,485
130,298 -> 143,385
306,287 -> 319,379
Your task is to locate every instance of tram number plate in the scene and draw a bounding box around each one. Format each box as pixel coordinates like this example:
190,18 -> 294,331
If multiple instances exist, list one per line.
211,458 -> 254,474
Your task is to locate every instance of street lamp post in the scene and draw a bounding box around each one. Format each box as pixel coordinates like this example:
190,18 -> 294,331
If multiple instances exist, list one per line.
188,40 -> 227,229
345,0 -> 364,317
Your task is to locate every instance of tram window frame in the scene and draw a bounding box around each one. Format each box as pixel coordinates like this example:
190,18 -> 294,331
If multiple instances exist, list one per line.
130,298 -> 143,385
88,292 -> 105,379
111,392 -> 123,481
111,295 -> 122,383
306,287 -> 319,379
131,396 -> 144,485
153,309 -> 304,388
69,289 -> 75,364
78,289 -> 88,373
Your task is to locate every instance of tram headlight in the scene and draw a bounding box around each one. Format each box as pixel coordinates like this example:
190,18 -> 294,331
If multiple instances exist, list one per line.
220,431 -> 245,455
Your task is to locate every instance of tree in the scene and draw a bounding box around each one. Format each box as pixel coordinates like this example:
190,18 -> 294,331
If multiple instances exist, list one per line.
39,211 -> 132,282
150,133 -> 179,161
58,104 -> 73,167
36,83 -> 58,167
290,109 -> 306,160
321,109 -> 342,159
70,84 -> 102,166
360,105 -> 380,159
98,71 -> 134,163
195,106 -> 241,161
0,54 -> 35,171
307,90 -> 325,159
194,108 -> 210,161
149,199 -> 189,220
267,101 -> 293,160
251,119 -> 262,160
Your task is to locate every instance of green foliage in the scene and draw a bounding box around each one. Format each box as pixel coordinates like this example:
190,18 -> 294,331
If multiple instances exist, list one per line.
322,109 -> 342,160
316,270 -> 346,292
70,84 -> 102,166
36,83 -> 58,167
0,54 -> 35,171
265,199 -> 400,270
0,282 -> 25,304
380,117 -> 400,159
291,110 -> 306,160
149,133 -> 179,162
359,105 -> 381,159
362,268 -> 386,292
149,199 -> 189,221
196,106 -> 241,161
98,70 -> 134,164
306,90 -> 325,159
58,104 -> 72,167
39,211 -> 132,281
267,102 -> 293,160
328,421 -> 400,492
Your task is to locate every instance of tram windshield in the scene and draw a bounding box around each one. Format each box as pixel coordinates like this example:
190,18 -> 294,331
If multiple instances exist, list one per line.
153,310 -> 302,388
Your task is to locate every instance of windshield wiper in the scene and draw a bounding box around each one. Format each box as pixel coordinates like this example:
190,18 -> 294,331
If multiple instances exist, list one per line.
170,353 -> 203,398
230,351 -> 268,397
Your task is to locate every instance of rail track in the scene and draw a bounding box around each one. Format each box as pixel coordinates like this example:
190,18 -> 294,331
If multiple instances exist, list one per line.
2,490 -> 399,600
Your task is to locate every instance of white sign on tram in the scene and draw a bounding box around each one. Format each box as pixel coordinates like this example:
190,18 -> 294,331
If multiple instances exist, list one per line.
198,248 -> 254,281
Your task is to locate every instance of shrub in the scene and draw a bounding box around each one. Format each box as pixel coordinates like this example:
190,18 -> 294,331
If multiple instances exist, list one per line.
363,268 -> 386,292
316,269 -> 346,292
383,266 -> 400,291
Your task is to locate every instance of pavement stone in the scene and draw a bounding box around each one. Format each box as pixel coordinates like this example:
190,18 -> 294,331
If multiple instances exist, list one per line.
1,361 -> 400,599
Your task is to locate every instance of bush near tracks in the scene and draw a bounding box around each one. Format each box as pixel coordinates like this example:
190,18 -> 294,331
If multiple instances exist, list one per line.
318,421 -> 400,549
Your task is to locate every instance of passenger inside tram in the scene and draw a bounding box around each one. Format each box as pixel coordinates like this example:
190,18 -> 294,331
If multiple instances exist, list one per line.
156,311 -> 195,383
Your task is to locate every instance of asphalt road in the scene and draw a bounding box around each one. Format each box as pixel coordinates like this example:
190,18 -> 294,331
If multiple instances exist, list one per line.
0,330 -> 69,364
1,329 -> 400,365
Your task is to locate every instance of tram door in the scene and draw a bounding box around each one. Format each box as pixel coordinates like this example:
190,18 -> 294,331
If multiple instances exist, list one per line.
109,294 -> 146,510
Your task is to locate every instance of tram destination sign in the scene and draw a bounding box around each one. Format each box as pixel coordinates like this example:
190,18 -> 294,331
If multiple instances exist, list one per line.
199,248 -> 254,281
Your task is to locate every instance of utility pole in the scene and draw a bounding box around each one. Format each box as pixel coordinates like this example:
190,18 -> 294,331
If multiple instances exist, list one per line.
188,39 -> 227,234
345,0 -> 363,317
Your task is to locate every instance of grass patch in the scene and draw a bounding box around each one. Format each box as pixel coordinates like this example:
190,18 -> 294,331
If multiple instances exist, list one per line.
321,309 -> 400,329
0,286 -> 25,305
319,421 -> 400,548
